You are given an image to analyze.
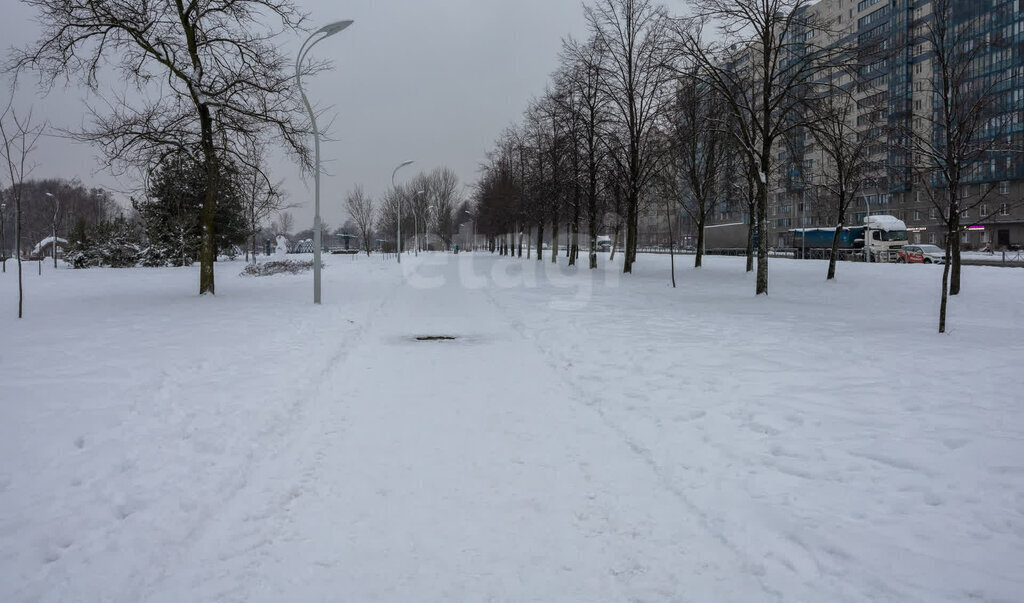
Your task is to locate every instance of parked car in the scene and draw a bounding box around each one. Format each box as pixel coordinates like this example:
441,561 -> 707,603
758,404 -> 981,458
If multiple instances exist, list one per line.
596,240 -> 612,252
897,244 -> 947,264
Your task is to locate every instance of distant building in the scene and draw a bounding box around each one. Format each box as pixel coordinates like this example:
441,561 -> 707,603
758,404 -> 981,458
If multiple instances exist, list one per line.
702,0 -> 1024,251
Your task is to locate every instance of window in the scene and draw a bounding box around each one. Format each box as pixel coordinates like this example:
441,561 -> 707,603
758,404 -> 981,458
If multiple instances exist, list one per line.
961,209 -> 969,219
962,232 -> 970,244
930,208 -> 938,219
929,232 -> 936,244
913,210 -> 921,221
981,204 -> 989,217
999,181 -> 1009,194
1000,203 -> 1010,216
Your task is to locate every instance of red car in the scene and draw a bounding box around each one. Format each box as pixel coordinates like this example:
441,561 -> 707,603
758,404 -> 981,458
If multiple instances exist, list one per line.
896,244 -> 946,264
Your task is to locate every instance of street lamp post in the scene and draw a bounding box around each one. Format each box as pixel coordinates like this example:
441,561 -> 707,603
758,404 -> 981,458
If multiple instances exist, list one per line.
44,192 -> 60,268
412,191 -> 426,256
296,19 -> 354,304
392,160 -> 414,263
1,202 -> 6,273
426,204 -> 436,251
463,209 -> 476,251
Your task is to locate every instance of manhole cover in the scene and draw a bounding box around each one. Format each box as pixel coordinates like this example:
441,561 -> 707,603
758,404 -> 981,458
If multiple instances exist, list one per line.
415,335 -> 457,341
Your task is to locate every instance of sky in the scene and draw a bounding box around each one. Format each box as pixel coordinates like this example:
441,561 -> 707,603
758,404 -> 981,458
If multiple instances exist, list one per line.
1,0 -> 593,230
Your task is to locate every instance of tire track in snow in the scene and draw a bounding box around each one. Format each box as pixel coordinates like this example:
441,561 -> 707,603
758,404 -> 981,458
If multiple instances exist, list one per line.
142,277 -> 405,602
480,281 -> 783,603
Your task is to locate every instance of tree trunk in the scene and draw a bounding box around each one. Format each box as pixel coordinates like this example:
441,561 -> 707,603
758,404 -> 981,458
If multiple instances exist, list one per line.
745,217 -> 754,272
623,193 -> 637,273
695,210 -> 705,269
667,204 -> 676,288
570,218 -> 579,266
939,231 -> 952,333
16,194 -> 23,318
827,220 -> 843,280
551,222 -> 559,264
198,113 -> 218,296
756,179 -> 769,295
745,178 -> 755,272
950,227 -> 962,295
610,220 -> 621,262
536,222 -> 544,261
588,224 -> 597,269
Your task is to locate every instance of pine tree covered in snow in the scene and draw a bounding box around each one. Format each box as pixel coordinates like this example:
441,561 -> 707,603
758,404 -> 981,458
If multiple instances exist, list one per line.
134,153 -> 248,267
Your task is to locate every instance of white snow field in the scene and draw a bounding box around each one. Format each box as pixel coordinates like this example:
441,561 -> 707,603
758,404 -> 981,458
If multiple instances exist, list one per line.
1,253 -> 1023,602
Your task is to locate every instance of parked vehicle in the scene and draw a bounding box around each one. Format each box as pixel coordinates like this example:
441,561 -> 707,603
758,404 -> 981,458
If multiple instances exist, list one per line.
703,222 -> 752,251
897,244 -> 946,264
790,215 -> 908,261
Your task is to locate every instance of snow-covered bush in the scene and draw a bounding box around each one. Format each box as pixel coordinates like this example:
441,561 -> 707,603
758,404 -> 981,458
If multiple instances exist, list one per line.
240,259 -> 319,276
64,216 -> 142,268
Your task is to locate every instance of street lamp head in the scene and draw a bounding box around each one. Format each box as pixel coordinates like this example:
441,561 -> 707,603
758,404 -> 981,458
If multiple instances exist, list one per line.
399,160 -> 415,169
316,20 -> 354,37
44,192 -> 54,197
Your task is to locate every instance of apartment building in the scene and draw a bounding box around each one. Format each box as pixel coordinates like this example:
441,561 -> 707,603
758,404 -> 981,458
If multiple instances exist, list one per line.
766,0 -> 1024,251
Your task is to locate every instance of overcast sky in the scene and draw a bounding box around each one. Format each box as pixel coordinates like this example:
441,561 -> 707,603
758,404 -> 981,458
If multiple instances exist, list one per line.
1,0 -> 594,229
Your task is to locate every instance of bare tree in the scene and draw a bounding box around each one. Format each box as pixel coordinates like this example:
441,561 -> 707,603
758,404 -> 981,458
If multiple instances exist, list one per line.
0,104 -> 45,318
673,63 -> 727,269
803,69 -> 887,280
898,0 -> 1014,331
586,0 -> 676,274
240,141 -> 289,262
681,0 -> 840,294
561,35 -> 612,270
344,185 -> 375,256
13,0 -> 321,296
274,211 -> 295,237
428,167 -> 460,250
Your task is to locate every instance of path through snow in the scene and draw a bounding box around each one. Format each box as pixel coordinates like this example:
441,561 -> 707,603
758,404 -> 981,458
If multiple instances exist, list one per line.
148,255 -> 770,602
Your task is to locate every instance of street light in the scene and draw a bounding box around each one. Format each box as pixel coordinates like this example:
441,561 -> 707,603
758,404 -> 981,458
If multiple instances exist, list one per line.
413,191 -> 426,256
426,203 -> 436,252
463,209 -> 476,251
1,202 -> 6,272
44,192 -> 60,268
296,19 -> 354,304
392,160 -> 414,263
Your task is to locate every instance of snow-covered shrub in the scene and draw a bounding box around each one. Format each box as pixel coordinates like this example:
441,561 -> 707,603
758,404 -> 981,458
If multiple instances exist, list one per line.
240,259 -> 319,276
65,216 -> 142,268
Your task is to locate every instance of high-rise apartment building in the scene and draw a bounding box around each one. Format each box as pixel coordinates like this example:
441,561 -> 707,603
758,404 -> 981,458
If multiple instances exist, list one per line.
739,0 -> 1024,251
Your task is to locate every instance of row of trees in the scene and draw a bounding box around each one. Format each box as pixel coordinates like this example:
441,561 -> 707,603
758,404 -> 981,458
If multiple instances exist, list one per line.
375,167 -> 468,253
0,178 -> 119,262
474,0 -> 1016,332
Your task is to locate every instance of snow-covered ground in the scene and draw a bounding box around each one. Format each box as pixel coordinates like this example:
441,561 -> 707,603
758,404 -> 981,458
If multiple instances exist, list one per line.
1,253 -> 1022,602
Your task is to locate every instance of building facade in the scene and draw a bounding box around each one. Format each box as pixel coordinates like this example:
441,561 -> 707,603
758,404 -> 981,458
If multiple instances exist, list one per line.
791,0 -> 1021,250
707,0 -> 1024,252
